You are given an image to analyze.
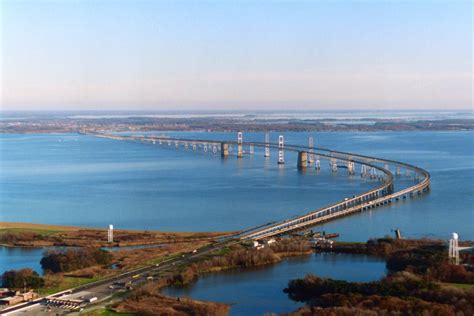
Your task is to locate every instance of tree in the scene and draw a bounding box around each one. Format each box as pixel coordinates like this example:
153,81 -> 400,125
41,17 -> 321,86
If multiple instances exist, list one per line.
1,268 -> 44,289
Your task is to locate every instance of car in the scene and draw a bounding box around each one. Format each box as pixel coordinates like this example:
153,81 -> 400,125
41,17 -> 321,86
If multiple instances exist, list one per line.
192,249 -> 197,253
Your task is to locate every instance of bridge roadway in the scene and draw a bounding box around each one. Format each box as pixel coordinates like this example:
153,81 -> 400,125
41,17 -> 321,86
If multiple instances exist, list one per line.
92,133 -> 430,240
1,132 -> 430,315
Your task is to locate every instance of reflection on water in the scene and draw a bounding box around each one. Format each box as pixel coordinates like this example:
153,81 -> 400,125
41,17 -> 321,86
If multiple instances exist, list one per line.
162,253 -> 386,316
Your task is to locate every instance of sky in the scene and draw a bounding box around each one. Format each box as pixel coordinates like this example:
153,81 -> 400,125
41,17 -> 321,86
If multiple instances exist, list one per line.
0,0 -> 472,111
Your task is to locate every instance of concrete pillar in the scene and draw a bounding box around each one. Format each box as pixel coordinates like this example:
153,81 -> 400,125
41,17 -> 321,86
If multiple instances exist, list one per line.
221,143 -> 229,158
297,151 -> 308,169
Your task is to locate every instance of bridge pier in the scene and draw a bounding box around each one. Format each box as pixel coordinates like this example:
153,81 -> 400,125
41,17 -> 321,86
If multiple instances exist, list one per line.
221,143 -> 229,158
237,132 -> 243,158
297,151 -> 308,169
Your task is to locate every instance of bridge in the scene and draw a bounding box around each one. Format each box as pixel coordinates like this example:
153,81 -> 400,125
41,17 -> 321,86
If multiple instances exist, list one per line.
0,131 -> 432,315
90,132 -> 431,240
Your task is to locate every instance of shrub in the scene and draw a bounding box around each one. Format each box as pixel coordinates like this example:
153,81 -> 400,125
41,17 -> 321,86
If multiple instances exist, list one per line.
40,247 -> 112,273
1,268 -> 44,289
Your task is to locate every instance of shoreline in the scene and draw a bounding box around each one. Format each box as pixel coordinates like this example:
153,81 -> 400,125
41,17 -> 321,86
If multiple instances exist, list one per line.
0,221 -> 234,249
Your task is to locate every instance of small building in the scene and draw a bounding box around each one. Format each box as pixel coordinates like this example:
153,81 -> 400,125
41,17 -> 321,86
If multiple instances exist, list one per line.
0,288 -> 13,298
0,291 -> 38,306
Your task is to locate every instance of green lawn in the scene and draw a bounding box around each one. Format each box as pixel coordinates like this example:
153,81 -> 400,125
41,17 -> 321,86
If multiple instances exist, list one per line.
98,310 -> 135,316
146,252 -> 183,265
0,228 -> 61,236
443,282 -> 474,289
37,276 -> 101,295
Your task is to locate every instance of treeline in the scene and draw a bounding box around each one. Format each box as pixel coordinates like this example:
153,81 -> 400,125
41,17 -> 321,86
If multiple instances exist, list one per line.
284,272 -> 474,315
0,232 -> 45,244
40,247 -> 112,273
1,268 -> 44,289
284,238 -> 474,315
327,237 -> 445,257
325,237 -> 474,284
387,247 -> 474,284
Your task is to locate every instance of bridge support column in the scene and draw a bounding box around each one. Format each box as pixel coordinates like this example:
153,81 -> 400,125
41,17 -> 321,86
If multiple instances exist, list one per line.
297,151 -> 308,169
221,143 -> 229,158
237,132 -> 243,158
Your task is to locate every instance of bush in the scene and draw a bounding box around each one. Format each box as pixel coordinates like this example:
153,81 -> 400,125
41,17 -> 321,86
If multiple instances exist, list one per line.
1,268 -> 44,289
40,247 -> 112,273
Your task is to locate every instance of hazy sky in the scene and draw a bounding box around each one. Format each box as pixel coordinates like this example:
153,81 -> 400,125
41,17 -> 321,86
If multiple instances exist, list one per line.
1,0 -> 472,111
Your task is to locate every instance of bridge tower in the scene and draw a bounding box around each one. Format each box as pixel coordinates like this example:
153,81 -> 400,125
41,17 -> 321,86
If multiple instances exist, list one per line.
264,133 -> 270,157
308,137 -> 314,164
278,135 -> 285,164
237,132 -> 243,158
449,233 -> 460,265
396,166 -> 401,176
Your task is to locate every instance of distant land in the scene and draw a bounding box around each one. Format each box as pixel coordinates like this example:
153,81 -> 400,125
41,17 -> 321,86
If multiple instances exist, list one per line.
0,110 -> 473,133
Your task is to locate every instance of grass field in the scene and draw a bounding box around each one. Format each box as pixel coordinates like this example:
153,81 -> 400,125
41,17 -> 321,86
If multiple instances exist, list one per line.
37,276 -> 102,295
0,222 -> 80,236
443,282 -> 474,289
98,310 -> 135,316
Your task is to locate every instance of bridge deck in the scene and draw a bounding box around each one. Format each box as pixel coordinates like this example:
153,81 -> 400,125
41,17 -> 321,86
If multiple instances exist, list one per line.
89,132 -> 430,240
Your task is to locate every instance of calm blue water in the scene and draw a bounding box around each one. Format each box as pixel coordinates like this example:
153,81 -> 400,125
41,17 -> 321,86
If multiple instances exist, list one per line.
0,133 -> 380,232
1,131 -> 472,313
162,253 -> 386,315
1,132 -> 472,240
0,246 -> 44,273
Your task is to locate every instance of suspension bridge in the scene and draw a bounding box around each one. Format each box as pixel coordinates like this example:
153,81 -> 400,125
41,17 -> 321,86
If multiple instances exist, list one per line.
1,131 -> 432,315
89,131 -> 431,240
